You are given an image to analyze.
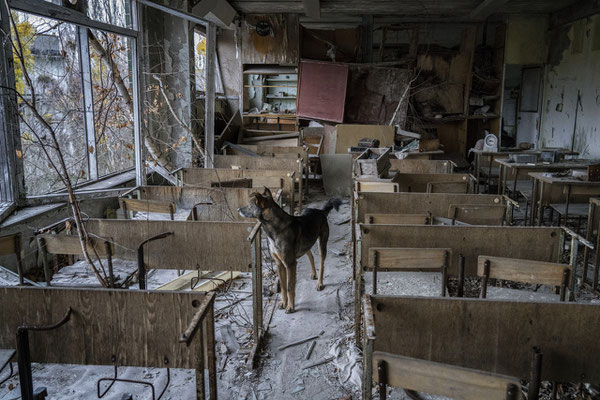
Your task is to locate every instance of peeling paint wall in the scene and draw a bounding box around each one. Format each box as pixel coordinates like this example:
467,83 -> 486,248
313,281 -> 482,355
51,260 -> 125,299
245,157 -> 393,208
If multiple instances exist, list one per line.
540,15 -> 600,158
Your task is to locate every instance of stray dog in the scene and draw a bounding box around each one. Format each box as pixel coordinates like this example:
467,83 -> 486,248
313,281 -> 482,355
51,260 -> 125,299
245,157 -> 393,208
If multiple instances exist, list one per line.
238,188 -> 341,313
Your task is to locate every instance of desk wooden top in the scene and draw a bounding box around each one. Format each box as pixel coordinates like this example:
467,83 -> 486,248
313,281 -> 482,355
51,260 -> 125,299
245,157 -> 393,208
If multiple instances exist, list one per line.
528,172 -> 600,186
495,158 -> 597,169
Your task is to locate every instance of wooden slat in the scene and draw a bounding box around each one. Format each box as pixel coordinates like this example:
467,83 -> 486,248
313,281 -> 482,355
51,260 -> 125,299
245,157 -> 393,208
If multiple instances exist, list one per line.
210,178 -> 252,188
120,198 -> 175,215
0,234 -> 17,255
214,155 -> 301,173
132,186 -> 258,221
372,352 -> 519,400
426,181 -> 470,194
0,286 -> 211,369
390,159 -> 454,174
477,256 -> 571,286
365,213 -> 430,225
390,173 -> 473,193
370,295 -> 600,381
180,168 -> 289,196
83,219 -> 254,272
355,181 -> 399,193
38,234 -> 113,256
449,204 -> 507,225
356,192 -> 505,224
360,225 -> 561,276
366,248 -> 449,272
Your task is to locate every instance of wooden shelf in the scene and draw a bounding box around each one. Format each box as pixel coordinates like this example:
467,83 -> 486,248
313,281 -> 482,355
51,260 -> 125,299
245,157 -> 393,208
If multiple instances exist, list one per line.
468,113 -> 499,120
243,113 -> 296,118
266,78 -> 297,82
422,114 -> 467,123
244,85 -> 297,88
266,95 -> 296,99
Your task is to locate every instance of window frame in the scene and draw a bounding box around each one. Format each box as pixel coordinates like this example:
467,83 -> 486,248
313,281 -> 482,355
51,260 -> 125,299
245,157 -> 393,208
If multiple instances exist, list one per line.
5,0 -> 144,200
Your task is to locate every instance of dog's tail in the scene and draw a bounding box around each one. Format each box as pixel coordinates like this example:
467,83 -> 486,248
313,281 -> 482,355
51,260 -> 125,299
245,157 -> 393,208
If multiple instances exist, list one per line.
322,197 -> 342,214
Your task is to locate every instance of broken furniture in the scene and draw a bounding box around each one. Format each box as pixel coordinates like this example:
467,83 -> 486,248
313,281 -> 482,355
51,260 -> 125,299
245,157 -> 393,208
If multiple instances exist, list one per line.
477,256 -> 571,301
120,186 -> 279,222
352,192 -> 514,278
300,129 -> 324,180
495,158 -> 599,224
35,218 -> 265,366
529,172 -> 600,226
214,154 -> 304,209
355,173 -> 475,194
389,159 -> 455,174
354,224 -> 563,343
225,144 -> 310,197
0,233 -> 24,285
362,294 -> 600,400
472,149 -> 540,194
399,150 -> 444,160
174,167 -> 293,212
354,148 -> 392,179
0,286 -> 217,399
366,248 -> 451,297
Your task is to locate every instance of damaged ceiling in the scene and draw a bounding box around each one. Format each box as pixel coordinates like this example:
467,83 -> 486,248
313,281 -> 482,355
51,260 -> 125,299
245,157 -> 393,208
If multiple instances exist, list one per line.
228,0 -> 584,23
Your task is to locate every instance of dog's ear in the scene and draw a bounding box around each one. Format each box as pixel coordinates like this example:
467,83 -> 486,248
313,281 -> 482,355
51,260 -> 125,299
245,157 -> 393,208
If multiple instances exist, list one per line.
254,193 -> 268,209
263,187 -> 273,198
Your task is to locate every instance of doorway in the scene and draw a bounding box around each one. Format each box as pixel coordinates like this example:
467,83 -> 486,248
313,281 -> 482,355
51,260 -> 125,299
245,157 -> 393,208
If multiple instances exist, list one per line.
502,64 -> 543,148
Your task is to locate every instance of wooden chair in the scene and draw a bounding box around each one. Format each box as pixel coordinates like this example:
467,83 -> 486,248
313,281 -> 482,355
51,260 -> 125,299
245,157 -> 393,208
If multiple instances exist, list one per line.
478,256 -> 571,301
449,204 -> 507,225
0,233 -> 24,285
371,352 -> 520,400
367,248 -> 450,296
37,234 -> 115,286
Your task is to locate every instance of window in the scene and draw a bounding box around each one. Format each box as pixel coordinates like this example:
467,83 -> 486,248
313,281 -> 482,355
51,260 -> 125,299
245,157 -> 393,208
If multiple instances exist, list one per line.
89,30 -> 135,176
87,0 -> 132,29
194,30 -> 223,94
12,11 -> 87,195
9,3 -> 137,196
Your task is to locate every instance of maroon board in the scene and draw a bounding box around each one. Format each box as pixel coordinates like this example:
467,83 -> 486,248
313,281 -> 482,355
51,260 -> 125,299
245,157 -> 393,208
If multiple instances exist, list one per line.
297,59 -> 348,123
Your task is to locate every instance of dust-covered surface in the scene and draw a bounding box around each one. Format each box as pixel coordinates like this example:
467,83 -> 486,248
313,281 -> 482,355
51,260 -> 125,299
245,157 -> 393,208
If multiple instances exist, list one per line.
3,185 -> 600,399
0,186 -> 360,400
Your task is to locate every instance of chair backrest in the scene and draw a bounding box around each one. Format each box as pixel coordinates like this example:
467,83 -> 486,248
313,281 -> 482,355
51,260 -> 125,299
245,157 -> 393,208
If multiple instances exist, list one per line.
449,204 -> 507,225
365,213 -> 431,225
367,247 -> 450,296
477,255 -> 571,300
372,351 -> 520,400
426,181 -> 470,194
120,198 -> 176,220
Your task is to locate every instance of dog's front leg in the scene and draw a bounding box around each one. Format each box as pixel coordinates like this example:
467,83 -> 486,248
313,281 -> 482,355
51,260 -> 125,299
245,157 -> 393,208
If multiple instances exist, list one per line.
306,251 -> 317,280
273,253 -> 288,310
285,261 -> 297,313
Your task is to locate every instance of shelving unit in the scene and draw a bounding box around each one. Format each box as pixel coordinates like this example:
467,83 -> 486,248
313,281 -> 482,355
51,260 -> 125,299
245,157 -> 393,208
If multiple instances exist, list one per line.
242,65 -> 299,143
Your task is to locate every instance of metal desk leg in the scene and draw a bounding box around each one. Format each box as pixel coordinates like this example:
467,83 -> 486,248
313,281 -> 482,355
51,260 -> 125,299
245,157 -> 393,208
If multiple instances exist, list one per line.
563,185 -> 571,227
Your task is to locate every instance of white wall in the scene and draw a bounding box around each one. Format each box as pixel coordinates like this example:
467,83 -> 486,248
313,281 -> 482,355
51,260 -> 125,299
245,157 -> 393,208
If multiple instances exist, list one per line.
539,15 -> 600,157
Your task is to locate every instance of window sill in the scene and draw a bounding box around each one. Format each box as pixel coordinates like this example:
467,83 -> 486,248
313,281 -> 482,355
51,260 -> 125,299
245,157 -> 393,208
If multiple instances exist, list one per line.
0,169 -> 137,229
